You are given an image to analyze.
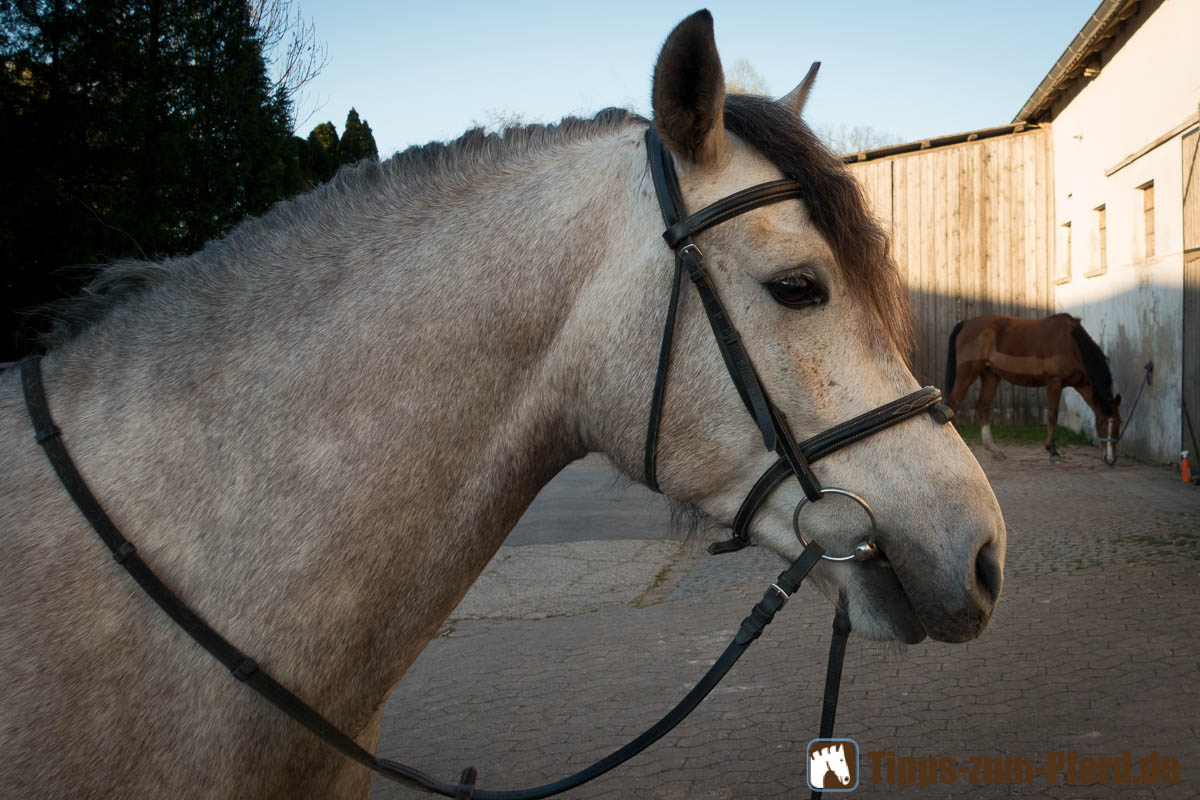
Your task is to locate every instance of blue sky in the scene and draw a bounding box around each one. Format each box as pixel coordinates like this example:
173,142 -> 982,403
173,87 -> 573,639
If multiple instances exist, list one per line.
288,1 -> 1100,157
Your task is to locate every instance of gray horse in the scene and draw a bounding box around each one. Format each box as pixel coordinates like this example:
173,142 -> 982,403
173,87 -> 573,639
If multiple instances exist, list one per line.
0,11 -> 1005,799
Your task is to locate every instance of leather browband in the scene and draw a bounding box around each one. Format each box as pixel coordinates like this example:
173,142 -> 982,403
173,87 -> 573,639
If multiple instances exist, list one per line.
663,180 -> 807,248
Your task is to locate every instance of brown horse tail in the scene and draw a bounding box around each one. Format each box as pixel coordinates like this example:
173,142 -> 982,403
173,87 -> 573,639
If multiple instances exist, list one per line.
946,320 -> 965,392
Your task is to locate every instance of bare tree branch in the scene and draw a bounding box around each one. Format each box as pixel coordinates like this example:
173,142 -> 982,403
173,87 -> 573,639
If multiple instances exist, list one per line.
725,58 -> 769,96
249,0 -> 328,122
813,123 -> 905,155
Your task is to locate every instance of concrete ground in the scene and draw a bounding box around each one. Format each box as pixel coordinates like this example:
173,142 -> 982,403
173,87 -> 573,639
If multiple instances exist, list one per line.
371,444 -> 1200,799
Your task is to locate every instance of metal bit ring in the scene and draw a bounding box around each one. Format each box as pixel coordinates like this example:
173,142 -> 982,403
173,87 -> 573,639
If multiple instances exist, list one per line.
792,487 -> 880,562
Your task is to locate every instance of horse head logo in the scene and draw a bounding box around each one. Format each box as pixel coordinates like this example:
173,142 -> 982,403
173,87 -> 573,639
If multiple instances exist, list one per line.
808,739 -> 858,791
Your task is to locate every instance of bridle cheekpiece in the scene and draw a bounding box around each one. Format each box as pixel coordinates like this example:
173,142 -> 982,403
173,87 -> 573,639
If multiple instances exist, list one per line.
641,127 -> 953,560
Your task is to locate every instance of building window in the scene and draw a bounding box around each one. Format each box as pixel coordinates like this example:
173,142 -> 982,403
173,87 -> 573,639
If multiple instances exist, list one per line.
1056,221 -> 1072,283
1088,204 -> 1107,277
1140,181 -> 1155,258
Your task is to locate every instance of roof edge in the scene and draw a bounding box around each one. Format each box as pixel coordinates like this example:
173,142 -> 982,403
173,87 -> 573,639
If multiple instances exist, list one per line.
840,122 -> 1041,164
1013,0 -> 1138,123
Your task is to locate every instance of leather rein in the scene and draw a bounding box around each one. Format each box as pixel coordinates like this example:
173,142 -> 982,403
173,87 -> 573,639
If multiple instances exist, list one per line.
20,127 -> 951,799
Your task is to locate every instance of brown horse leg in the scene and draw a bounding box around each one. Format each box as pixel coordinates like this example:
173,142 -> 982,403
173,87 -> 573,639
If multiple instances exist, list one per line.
977,369 -> 1006,459
1044,380 -> 1063,463
948,361 -> 986,414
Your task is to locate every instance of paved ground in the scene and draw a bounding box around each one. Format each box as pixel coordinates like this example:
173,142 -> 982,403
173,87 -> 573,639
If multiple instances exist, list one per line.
500,455 -> 673,547
372,444 -> 1200,799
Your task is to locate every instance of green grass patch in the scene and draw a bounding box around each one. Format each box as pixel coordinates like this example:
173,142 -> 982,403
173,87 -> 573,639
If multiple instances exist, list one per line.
1115,529 -> 1200,548
1114,527 -> 1200,562
954,422 -> 1092,446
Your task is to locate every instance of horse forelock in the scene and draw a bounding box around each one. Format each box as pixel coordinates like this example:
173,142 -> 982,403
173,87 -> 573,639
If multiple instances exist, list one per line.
722,95 -> 915,362
37,107 -> 648,352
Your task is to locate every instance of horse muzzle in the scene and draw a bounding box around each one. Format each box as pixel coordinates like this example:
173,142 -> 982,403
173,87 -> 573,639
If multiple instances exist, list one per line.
1100,436 -> 1118,466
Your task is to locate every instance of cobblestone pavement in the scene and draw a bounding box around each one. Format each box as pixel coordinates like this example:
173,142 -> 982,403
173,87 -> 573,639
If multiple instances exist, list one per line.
372,444 -> 1200,799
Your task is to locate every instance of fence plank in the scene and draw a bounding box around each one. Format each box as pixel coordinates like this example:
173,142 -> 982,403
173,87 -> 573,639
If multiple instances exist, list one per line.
847,128 -> 1054,424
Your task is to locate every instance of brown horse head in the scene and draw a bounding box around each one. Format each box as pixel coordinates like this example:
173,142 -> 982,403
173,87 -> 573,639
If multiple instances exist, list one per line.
1070,323 -> 1122,465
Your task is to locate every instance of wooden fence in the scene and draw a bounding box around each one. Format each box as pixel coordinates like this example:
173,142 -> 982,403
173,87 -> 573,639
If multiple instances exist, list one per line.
847,125 -> 1056,425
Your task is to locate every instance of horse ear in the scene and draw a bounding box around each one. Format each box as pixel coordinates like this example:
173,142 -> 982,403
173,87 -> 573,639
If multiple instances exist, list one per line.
778,61 -> 820,117
651,10 -> 728,166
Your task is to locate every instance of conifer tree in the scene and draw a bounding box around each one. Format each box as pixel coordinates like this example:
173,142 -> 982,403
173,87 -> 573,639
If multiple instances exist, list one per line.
303,121 -> 341,184
339,107 -> 379,164
0,0 -> 312,359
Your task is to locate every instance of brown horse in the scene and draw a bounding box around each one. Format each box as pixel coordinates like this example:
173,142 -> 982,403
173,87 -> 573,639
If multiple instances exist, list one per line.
946,313 -> 1122,464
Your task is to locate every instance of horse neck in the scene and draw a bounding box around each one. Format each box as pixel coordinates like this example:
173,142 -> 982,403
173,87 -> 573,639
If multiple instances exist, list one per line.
1075,383 -> 1105,417
28,126 -> 652,733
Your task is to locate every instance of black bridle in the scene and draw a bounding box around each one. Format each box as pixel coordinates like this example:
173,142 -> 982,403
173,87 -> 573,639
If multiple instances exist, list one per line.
642,127 -> 951,558
20,127 -> 952,800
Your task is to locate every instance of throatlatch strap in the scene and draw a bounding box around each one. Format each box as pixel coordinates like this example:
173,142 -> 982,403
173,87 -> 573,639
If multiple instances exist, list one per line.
643,253 -> 685,494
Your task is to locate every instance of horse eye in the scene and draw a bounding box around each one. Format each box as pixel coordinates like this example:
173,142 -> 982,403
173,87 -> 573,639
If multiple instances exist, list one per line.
766,274 -> 825,309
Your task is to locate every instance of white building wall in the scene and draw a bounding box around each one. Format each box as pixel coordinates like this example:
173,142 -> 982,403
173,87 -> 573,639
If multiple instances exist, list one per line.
1049,0 -> 1200,462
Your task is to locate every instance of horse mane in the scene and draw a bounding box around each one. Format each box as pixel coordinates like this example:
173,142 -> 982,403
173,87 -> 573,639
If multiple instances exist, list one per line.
722,94 -> 915,358
38,108 -> 646,349
40,99 -> 910,360
1068,319 -> 1115,415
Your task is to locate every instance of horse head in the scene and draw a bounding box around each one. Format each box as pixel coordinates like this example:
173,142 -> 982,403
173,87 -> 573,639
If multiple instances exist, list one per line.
810,743 -> 851,787
595,11 -> 1005,643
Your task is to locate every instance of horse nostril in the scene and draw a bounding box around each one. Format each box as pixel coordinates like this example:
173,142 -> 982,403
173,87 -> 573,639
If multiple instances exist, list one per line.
973,539 -> 1003,609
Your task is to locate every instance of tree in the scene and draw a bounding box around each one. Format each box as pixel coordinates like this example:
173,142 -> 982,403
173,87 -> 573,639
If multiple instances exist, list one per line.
725,58 -> 769,96
0,0 -> 311,360
250,0 -> 327,127
296,110 -> 378,185
303,120 -> 341,184
339,108 -> 378,164
814,123 -> 905,155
